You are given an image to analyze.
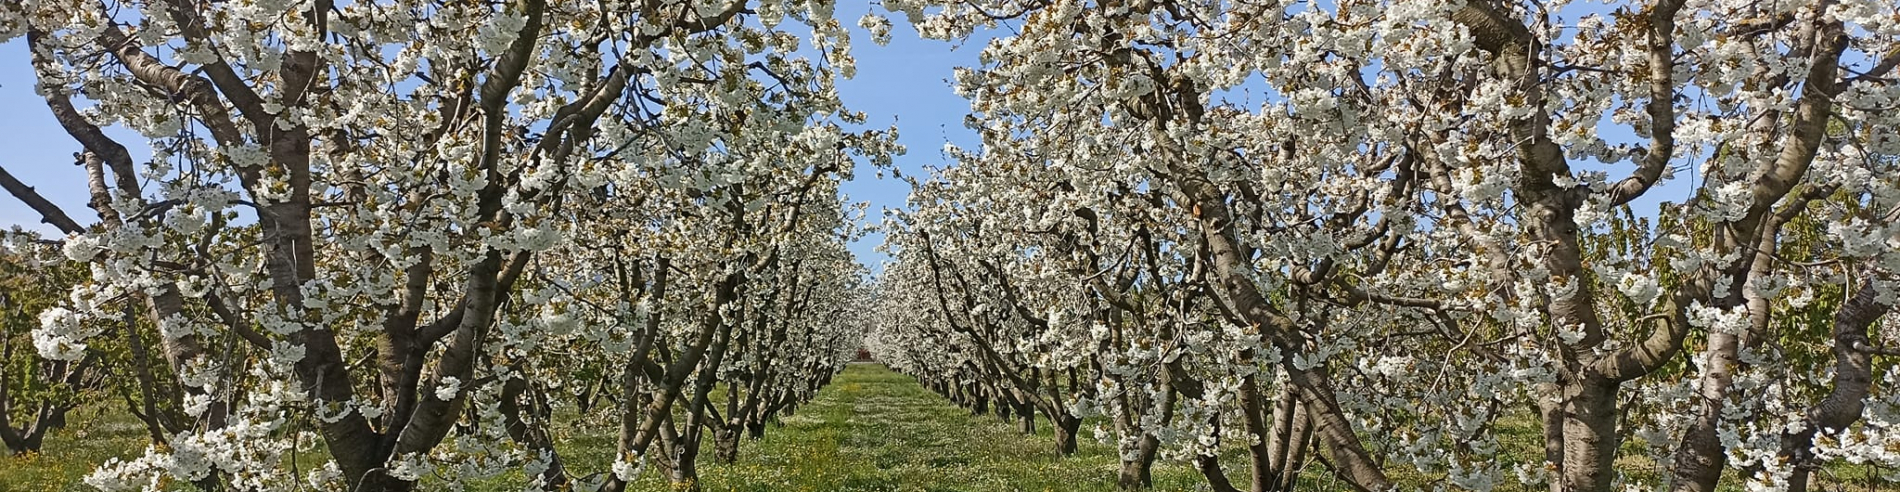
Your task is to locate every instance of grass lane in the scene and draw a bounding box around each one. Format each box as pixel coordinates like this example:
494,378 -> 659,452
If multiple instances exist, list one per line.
17,363 -> 1885,491
645,362 -> 1208,492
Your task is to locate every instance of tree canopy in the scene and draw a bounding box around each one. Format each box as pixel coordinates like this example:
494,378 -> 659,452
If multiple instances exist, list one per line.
2,0 -> 1898,491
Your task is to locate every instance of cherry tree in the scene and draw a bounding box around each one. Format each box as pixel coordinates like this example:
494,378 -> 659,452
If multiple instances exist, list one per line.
0,233 -> 102,455
511,151 -> 882,491
0,0 -> 888,490
869,0 -> 1900,490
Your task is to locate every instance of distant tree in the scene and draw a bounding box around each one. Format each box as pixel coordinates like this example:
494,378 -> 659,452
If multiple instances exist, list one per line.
0,234 -> 98,455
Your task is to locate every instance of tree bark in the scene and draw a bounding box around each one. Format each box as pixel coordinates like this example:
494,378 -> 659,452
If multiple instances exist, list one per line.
1781,282 -> 1891,492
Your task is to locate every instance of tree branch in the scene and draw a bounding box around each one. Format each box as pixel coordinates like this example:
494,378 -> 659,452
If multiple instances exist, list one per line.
0,165 -> 84,234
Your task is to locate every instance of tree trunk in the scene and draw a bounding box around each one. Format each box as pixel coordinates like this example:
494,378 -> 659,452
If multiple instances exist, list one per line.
1117,432 -> 1161,489
1238,371 -> 1276,492
1197,452 -> 1244,492
746,419 -> 767,439
1537,384 -> 1566,492
500,373 -> 568,490
0,417 -> 48,456
1270,395 -> 1314,492
1019,406 -> 1037,434
1053,414 -> 1082,457
670,438 -> 702,492
1559,376 -> 1620,492
1668,319 -> 1748,492
714,425 -> 741,464
1782,283 -> 1890,492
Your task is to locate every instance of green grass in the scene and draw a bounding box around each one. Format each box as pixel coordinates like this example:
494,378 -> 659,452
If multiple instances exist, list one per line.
1,406 -> 153,492
607,363 -> 1213,492
8,364 -> 1895,491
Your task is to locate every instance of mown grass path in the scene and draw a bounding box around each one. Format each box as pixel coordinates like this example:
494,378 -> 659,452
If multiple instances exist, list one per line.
654,363 -> 1209,492
0,364 -> 1216,491
8,364 -> 1886,491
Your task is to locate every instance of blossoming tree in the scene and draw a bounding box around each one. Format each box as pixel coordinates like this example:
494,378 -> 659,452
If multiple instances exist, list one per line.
0,234 -> 101,456
0,0 -> 887,490
868,0 -> 1900,491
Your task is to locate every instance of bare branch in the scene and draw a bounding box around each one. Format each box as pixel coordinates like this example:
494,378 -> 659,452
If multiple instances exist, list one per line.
0,165 -> 85,234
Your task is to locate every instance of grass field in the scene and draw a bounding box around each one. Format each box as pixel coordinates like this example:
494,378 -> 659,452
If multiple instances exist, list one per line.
5,364 -> 1892,491
610,363 -> 1213,492
0,364 -> 1292,491
2,404 -> 156,492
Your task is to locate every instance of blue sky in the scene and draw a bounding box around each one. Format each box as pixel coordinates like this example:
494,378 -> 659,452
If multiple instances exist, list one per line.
832,22 -> 995,271
0,18 -> 984,271
0,42 -> 129,236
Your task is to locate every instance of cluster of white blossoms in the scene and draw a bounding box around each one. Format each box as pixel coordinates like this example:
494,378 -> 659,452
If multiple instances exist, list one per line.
32,306 -> 92,361
3,0 -> 892,490
866,0 -> 1900,490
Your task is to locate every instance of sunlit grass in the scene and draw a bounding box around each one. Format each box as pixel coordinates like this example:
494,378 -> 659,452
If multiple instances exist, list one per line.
8,365 -> 1893,491
600,364 -> 1212,492
1,406 -> 152,492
